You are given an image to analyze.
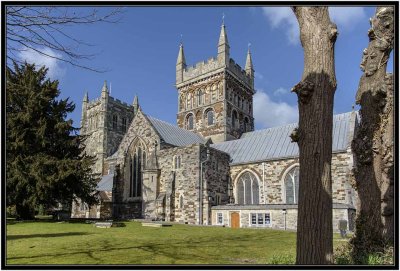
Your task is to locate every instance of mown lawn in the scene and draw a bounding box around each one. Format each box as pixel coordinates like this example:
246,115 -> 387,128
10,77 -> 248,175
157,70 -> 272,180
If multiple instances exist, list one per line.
6,221 -> 348,265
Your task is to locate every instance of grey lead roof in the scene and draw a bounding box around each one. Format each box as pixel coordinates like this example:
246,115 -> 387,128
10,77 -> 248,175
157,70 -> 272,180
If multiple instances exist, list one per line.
212,111 -> 356,165
96,174 -> 114,191
146,115 -> 205,147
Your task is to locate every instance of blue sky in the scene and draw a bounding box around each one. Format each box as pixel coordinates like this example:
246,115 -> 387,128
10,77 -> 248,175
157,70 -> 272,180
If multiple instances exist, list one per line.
15,6 -> 394,130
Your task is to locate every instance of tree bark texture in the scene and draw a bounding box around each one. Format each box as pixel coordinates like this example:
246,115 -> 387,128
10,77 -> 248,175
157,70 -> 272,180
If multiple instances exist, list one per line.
351,6 -> 394,256
291,7 -> 338,264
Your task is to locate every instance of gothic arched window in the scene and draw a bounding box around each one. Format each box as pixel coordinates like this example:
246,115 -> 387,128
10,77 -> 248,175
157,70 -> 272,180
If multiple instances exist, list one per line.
113,115 -> 118,130
197,89 -> 204,106
285,166 -> 300,204
244,117 -> 249,132
129,145 -> 145,198
186,114 -> 194,130
232,110 -> 238,129
205,109 -> 214,126
236,171 -> 259,205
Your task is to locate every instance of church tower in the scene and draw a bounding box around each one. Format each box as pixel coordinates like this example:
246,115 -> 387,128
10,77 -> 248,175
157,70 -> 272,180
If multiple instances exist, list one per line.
175,23 -> 255,143
80,81 -> 136,175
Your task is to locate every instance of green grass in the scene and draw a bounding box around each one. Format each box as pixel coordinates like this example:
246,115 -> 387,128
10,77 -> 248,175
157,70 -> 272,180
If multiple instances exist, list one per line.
6,221 -> 348,265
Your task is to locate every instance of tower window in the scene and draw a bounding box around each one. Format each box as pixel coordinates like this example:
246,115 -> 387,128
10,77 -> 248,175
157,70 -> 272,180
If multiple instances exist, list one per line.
206,109 -> 214,126
197,90 -> 204,106
186,114 -> 194,130
113,115 -> 118,130
244,117 -> 249,132
232,110 -> 238,129
122,117 -> 127,132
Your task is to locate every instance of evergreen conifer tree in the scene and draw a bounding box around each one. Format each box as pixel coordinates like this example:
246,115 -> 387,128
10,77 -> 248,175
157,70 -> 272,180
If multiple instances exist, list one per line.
6,62 -> 98,219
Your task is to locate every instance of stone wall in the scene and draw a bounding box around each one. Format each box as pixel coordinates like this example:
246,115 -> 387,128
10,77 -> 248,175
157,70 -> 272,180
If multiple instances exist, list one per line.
229,151 -> 356,206
202,146 -> 231,224
158,144 -> 201,224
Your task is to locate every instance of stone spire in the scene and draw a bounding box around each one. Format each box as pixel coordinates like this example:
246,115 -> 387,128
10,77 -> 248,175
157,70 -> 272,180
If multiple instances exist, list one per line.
176,43 -> 186,84
176,43 -> 186,66
245,46 -> 254,88
83,91 -> 89,102
217,22 -> 230,66
133,94 -> 140,114
245,47 -> 253,72
101,80 -> 109,98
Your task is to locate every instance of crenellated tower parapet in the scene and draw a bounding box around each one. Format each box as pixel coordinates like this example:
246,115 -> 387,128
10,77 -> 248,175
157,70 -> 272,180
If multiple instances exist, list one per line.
175,23 -> 255,143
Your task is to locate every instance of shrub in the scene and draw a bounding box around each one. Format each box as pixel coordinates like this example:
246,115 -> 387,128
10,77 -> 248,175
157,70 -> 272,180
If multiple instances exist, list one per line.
334,243 -> 394,265
6,205 -> 17,218
334,244 -> 353,264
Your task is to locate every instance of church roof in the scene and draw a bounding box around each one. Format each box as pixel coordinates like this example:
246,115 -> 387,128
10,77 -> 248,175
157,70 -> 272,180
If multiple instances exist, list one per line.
146,115 -> 206,147
211,111 -> 357,165
96,174 -> 114,191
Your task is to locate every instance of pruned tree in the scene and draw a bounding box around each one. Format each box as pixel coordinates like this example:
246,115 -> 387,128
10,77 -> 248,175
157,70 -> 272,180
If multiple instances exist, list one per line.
6,6 -> 122,72
351,6 -> 394,262
291,7 -> 338,264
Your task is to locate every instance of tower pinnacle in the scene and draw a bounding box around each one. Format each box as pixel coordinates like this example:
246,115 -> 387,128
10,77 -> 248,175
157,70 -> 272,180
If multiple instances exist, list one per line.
245,46 -> 254,72
176,43 -> 186,84
133,94 -> 140,114
176,43 -> 186,66
217,22 -> 230,66
101,80 -> 109,99
83,91 -> 89,102
101,80 -> 108,93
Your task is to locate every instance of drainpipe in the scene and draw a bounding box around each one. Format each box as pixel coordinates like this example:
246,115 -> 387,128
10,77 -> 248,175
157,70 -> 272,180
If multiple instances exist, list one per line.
282,209 -> 287,230
262,162 -> 265,202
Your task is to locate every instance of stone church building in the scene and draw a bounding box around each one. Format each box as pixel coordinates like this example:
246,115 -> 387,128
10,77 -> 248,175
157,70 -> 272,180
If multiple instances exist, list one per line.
71,23 -> 358,232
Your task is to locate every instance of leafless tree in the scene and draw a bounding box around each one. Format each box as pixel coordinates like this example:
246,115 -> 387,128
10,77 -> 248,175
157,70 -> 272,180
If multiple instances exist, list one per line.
290,7 -> 338,264
6,6 -> 123,72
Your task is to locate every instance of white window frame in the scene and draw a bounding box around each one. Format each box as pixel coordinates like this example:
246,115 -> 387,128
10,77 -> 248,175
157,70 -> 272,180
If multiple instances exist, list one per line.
249,212 -> 272,227
264,213 -> 271,226
217,213 -> 223,225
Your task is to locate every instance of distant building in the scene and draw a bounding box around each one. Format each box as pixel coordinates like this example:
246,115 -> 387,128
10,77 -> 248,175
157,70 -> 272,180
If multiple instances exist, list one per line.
72,23 -> 357,232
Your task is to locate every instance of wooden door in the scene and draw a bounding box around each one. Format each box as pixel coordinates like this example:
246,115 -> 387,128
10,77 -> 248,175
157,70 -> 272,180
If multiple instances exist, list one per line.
231,212 -> 240,228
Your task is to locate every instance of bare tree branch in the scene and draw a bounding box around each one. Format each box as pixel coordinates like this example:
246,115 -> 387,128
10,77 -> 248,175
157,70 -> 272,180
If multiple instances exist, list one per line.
6,6 -> 124,73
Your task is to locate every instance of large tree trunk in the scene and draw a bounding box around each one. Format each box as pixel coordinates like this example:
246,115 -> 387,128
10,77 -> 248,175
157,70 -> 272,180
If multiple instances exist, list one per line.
291,7 -> 338,264
351,6 -> 394,259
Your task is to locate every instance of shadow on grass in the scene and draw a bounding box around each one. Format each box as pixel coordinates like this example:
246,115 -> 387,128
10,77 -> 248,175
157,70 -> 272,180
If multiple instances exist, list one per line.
7,234 -> 283,264
7,232 -> 93,241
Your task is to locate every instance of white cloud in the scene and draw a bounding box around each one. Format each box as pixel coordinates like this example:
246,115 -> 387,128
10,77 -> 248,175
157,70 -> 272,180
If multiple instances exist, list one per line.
18,47 -> 66,79
254,72 -> 264,80
273,87 -> 289,96
262,7 -> 299,45
254,89 -> 298,128
261,7 -> 367,44
329,7 -> 366,28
